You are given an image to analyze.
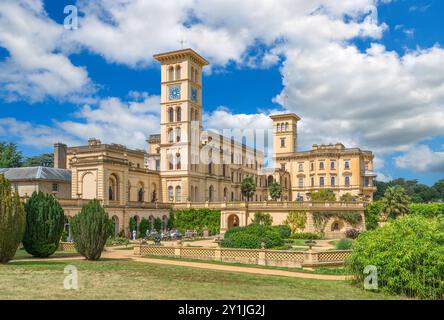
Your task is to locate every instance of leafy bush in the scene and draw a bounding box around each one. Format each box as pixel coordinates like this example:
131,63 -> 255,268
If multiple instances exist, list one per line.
153,217 -> 162,232
107,237 -> 130,247
273,225 -> 291,238
364,201 -> 383,230
290,232 -> 321,240
172,209 -> 220,235
311,189 -> 336,201
139,218 -> 151,237
129,217 -> 137,232
345,228 -> 360,239
70,200 -> 112,261
251,212 -> 273,226
22,191 -> 65,257
346,215 -> 444,299
409,203 -> 444,218
284,211 -> 306,234
335,238 -> 354,250
0,174 -> 26,264
222,224 -> 284,249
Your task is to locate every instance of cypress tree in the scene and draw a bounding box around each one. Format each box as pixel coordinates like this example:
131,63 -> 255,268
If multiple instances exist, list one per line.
22,191 -> 65,257
70,199 -> 111,260
0,174 -> 26,264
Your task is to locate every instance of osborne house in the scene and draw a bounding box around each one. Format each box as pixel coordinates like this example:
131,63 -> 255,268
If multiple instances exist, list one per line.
4,48 -> 377,238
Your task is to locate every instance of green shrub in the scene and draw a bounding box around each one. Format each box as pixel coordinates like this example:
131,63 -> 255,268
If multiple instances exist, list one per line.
284,211 -> 306,234
70,200 -> 111,261
172,209 -> 220,235
153,217 -> 162,232
22,191 -> 65,257
345,228 -> 361,239
0,174 -> 26,264
409,203 -> 444,218
129,217 -> 137,232
273,225 -> 291,238
364,201 -> 383,230
139,218 -> 151,237
251,212 -> 273,226
222,224 -> 284,249
290,232 -> 321,240
335,238 -> 354,250
346,215 -> 444,299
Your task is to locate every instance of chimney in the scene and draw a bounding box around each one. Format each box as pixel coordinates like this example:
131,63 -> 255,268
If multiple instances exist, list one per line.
54,143 -> 67,169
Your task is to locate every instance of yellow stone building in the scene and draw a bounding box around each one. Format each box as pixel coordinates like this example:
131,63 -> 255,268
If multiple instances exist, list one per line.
6,48 -> 373,236
271,114 -> 377,201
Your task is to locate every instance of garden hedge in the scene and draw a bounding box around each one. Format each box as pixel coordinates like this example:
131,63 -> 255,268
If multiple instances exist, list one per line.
172,209 -> 220,235
222,224 -> 284,249
346,215 -> 444,299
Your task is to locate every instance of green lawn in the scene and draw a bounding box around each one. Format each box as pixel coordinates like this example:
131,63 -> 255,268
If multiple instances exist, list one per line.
0,258 -> 404,300
13,248 -> 80,259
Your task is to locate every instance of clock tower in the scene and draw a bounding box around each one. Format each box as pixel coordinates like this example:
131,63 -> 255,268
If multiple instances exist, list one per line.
153,48 -> 209,202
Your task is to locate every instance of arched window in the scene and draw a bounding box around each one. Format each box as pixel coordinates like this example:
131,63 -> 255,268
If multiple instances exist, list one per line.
175,65 -> 181,80
209,186 -> 214,202
175,186 -> 181,202
176,153 -> 181,170
168,186 -> 174,202
108,175 -> 118,201
277,123 -> 281,132
285,122 -> 289,131
168,108 -> 174,122
208,160 -> 213,175
281,123 -> 285,132
223,188 -> 228,201
319,161 -> 324,170
331,176 -> 336,187
168,154 -> 174,170
345,176 -> 350,187
138,187 -> 144,202
176,107 -> 181,122
320,177 -> 325,187
168,66 -> 174,81
176,127 -> 181,142
168,128 -> 174,143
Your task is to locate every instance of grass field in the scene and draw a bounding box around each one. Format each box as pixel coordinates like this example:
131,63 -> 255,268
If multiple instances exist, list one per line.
13,248 -> 80,259
0,258 -> 403,300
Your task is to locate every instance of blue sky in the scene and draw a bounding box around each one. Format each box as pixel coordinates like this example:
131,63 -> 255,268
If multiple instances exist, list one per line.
0,0 -> 444,185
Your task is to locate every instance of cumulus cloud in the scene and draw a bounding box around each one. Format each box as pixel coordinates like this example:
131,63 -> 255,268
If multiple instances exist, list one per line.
0,0 -> 92,102
2,0 -> 444,178
0,93 -> 160,150
395,145 -> 444,173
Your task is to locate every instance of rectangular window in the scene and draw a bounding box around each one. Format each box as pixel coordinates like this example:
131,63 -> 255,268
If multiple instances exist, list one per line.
52,183 -> 59,192
345,176 -> 350,187
310,162 -> 314,171
298,163 -> 304,172
331,176 -> 335,186
344,161 -> 350,170
280,138 -> 286,147
298,178 -> 304,188
319,161 -> 324,170
155,160 -> 160,171
330,161 -> 335,170
320,177 -> 325,187
281,163 -> 286,171
311,177 -> 315,187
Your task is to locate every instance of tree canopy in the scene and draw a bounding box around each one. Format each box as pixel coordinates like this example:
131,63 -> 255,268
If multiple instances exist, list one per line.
375,178 -> 443,203
0,142 -> 23,168
241,176 -> 256,201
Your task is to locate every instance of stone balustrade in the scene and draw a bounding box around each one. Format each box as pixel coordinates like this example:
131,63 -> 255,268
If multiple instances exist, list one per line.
134,245 -> 351,268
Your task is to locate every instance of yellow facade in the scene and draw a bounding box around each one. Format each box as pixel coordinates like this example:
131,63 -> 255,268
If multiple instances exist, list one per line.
271,115 -> 377,201
58,48 -> 376,207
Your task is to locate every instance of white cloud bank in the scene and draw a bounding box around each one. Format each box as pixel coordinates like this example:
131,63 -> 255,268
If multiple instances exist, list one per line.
1,0 -> 444,175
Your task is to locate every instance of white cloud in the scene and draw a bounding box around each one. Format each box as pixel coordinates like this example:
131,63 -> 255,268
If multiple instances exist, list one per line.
0,93 -> 160,150
0,0 -> 92,102
395,145 -> 444,173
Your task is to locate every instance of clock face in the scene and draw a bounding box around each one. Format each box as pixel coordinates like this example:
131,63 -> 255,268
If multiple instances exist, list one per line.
169,85 -> 181,101
191,88 -> 198,102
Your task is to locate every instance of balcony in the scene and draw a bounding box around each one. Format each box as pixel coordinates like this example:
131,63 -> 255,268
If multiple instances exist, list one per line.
362,170 -> 377,177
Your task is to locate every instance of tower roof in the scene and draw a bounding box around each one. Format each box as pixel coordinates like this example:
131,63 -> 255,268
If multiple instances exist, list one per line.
153,48 -> 209,66
269,113 -> 301,121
